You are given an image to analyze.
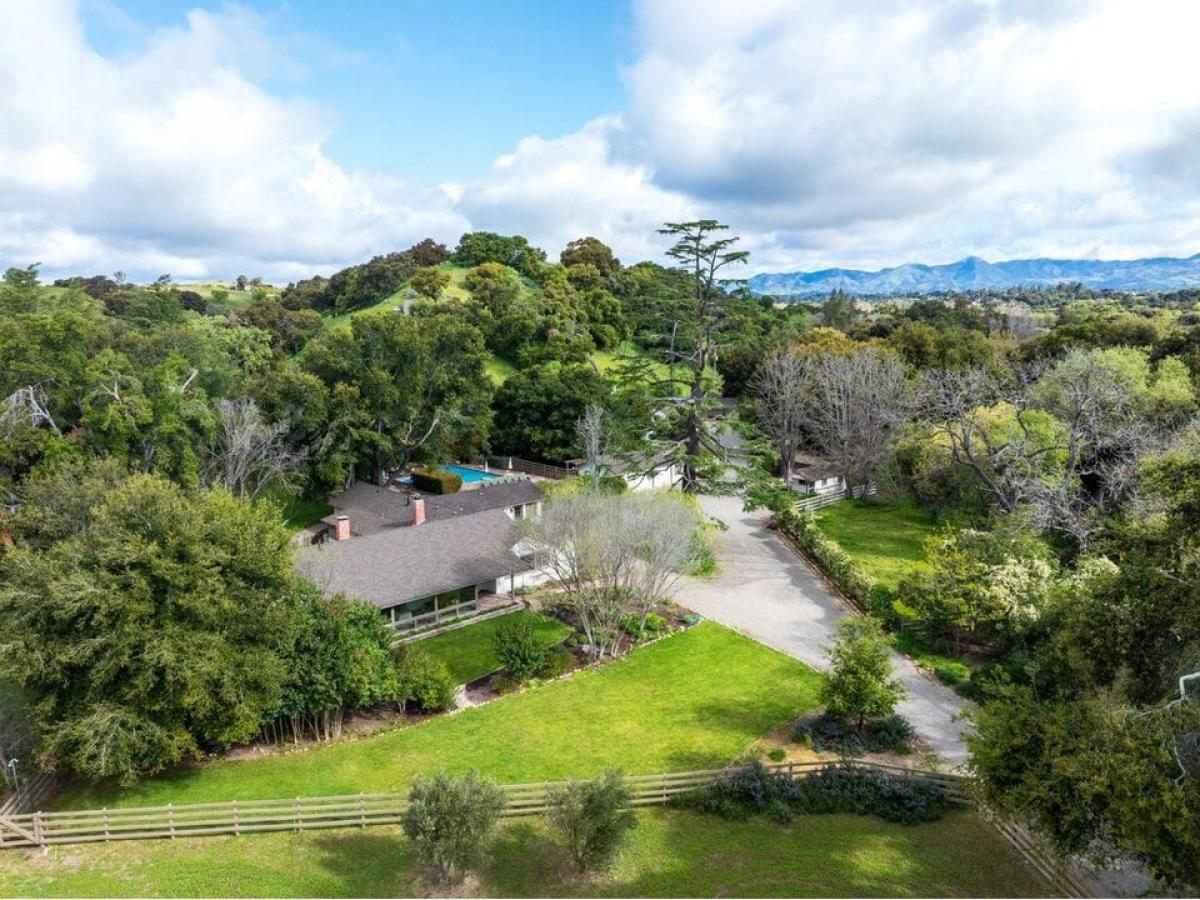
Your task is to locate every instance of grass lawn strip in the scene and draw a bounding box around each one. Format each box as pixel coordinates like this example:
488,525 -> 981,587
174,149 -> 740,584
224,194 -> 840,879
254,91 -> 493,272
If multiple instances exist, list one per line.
0,808 -> 1052,898
58,623 -> 822,809
813,497 -> 937,590
417,611 -> 570,684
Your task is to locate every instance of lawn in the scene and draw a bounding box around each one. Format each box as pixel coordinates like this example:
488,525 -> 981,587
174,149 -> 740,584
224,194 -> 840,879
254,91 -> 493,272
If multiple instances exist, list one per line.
274,493 -> 334,531
813,497 -> 938,590
417,611 -> 571,684
0,808 -> 1050,898
58,623 -> 823,809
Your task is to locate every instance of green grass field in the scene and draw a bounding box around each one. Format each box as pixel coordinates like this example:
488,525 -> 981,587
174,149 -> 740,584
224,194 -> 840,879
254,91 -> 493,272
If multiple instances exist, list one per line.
58,623 -> 823,810
417,611 -> 571,684
813,497 -> 937,590
0,808 -> 1050,898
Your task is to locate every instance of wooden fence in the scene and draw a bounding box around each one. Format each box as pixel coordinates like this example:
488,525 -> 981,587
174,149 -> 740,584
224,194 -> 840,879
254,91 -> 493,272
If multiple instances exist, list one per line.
0,761 -> 964,850
791,483 -> 876,511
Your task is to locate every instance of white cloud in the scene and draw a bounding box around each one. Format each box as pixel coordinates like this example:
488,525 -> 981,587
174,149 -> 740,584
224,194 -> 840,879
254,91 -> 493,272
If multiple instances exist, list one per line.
6,0 -> 1200,281
0,0 -> 468,282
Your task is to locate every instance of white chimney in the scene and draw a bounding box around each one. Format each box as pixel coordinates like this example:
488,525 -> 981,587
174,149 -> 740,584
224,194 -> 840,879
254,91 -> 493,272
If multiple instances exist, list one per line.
412,495 -> 426,526
333,515 -> 351,541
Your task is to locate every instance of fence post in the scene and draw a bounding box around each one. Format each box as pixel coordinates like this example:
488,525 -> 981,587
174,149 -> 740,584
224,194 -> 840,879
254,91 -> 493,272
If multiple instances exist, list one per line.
293,797 -> 301,831
168,802 -> 176,839
232,800 -> 240,836
31,812 -> 43,846
359,793 -> 365,828
102,807 -> 110,841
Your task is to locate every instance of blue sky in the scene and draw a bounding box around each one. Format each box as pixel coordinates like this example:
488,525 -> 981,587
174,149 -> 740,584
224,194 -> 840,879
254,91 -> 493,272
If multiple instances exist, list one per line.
80,0 -> 632,184
5,1 -> 1200,281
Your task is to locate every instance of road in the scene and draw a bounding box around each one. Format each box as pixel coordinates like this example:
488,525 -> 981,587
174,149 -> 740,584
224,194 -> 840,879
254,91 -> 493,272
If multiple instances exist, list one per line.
678,494 -> 971,767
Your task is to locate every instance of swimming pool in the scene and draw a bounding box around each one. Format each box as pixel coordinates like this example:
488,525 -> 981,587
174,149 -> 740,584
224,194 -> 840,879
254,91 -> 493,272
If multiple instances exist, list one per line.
443,464 -> 501,484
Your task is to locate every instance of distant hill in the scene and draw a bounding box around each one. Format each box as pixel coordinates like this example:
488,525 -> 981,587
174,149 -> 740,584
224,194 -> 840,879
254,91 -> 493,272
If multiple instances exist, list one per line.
747,253 -> 1200,297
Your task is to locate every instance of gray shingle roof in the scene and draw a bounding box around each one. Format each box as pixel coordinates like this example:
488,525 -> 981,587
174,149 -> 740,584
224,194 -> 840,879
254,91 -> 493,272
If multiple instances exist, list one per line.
300,507 -> 525,608
323,478 -> 543,536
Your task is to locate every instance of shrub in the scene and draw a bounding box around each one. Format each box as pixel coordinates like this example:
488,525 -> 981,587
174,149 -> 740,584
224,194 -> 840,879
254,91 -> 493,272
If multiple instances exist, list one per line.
410,467 -> 463,495
394,645 -> 456,712
539,644 -> 575,679
688,759 -> 945,825
619,612 -> 668,642
793,712 -> 915,755
493,614 -> 548,683
401,770 -> 506,884
958,662 -> 1014,701
775,507 -> 874,606
933,660 -> 970,686
768,748 -> 787,762
547,770 -> 637,872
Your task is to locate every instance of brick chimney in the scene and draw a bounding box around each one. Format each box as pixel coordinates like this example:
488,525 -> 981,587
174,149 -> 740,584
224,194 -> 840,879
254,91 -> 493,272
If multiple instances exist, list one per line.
333,515 -> 351,541
412,495 -> 426,526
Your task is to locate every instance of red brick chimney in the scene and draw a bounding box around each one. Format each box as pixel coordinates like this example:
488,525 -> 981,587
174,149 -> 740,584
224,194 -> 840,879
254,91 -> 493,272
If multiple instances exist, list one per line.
333,515 -> 351,541
412,495 -> 426,526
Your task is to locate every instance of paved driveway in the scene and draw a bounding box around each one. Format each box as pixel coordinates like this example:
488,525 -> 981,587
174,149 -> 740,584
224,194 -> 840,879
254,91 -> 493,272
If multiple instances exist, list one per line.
679,494 -> 971,767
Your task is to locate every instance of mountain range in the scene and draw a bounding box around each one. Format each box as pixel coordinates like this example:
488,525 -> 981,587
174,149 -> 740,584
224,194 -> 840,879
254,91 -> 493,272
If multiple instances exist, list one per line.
746,253 -> 1200,297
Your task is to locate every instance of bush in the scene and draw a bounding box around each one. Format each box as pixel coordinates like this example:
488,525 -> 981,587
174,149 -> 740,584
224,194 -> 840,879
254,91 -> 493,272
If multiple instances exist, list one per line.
619,612 -> 668,642
547,770 -> 637,872
958,662 -> 1014,701
394,645 -> 456,712
401,770 -> 506,884
493,614 -> 548,683
410,467 -> 463,495
687,759 -> 945,825
775,507 -> 874,606
768,748 -> 787,763
933,660 -> 970,686
539,644 -> 575,679
793,712 -> 914,755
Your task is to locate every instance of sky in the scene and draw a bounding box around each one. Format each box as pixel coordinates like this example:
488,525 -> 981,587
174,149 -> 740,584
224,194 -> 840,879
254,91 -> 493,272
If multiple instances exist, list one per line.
4,0 -> 1200,282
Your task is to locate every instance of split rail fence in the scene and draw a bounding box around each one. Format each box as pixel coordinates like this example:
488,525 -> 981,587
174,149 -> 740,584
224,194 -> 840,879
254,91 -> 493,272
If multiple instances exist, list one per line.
0,760 -> 963,850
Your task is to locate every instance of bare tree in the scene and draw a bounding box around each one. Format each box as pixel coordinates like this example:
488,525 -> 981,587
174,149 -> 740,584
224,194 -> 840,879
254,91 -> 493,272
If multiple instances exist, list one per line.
798,349 -> 910,493
752,346 -> 808,481
575,402 -> 609,489
2,385 -> 58,435
919,353 -> 1176,547
521,492 -> 700,659
204,398 -> 306,499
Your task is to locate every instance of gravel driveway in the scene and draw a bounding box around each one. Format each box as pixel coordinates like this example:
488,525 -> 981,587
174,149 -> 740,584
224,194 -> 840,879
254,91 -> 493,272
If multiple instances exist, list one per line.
678,494 -> 971,767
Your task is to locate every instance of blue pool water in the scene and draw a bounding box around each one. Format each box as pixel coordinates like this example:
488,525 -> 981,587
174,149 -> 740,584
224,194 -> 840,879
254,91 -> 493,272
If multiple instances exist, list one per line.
444,464 -> 500,484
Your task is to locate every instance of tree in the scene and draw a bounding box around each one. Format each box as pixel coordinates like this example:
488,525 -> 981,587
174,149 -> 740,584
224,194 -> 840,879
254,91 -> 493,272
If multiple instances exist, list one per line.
410,266 -> 450,302
302,312 -> 493,485
626,221 -> 748,492
561,236 -> 621,275
453,231 -> 546,276
203,398 -> 306,499
521,492 -> 701,659
493,614 -> 548,683
752,346 -> 808,480
547,770 -> 636,871
796,348 -> 910,492
0,474 -> 301,782
821,618 -> 905,730
491,364 -> 607,463
401,770 -> 506,884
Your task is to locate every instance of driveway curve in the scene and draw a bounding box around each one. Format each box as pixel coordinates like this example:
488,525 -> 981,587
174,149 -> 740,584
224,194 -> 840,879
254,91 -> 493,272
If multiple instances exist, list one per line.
679,494 -> 971,767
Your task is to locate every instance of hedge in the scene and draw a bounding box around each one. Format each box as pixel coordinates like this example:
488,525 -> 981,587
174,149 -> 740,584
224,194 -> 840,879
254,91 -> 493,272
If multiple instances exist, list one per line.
411,467 -> 463,495
775,506 -> 876,608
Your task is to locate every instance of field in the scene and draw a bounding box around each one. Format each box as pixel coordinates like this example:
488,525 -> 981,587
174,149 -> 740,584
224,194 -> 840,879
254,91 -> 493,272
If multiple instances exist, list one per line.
418,611 -> 571,683
0,808 -> 1049,898
813,497 -> 937,589
58,623 -> 823,809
